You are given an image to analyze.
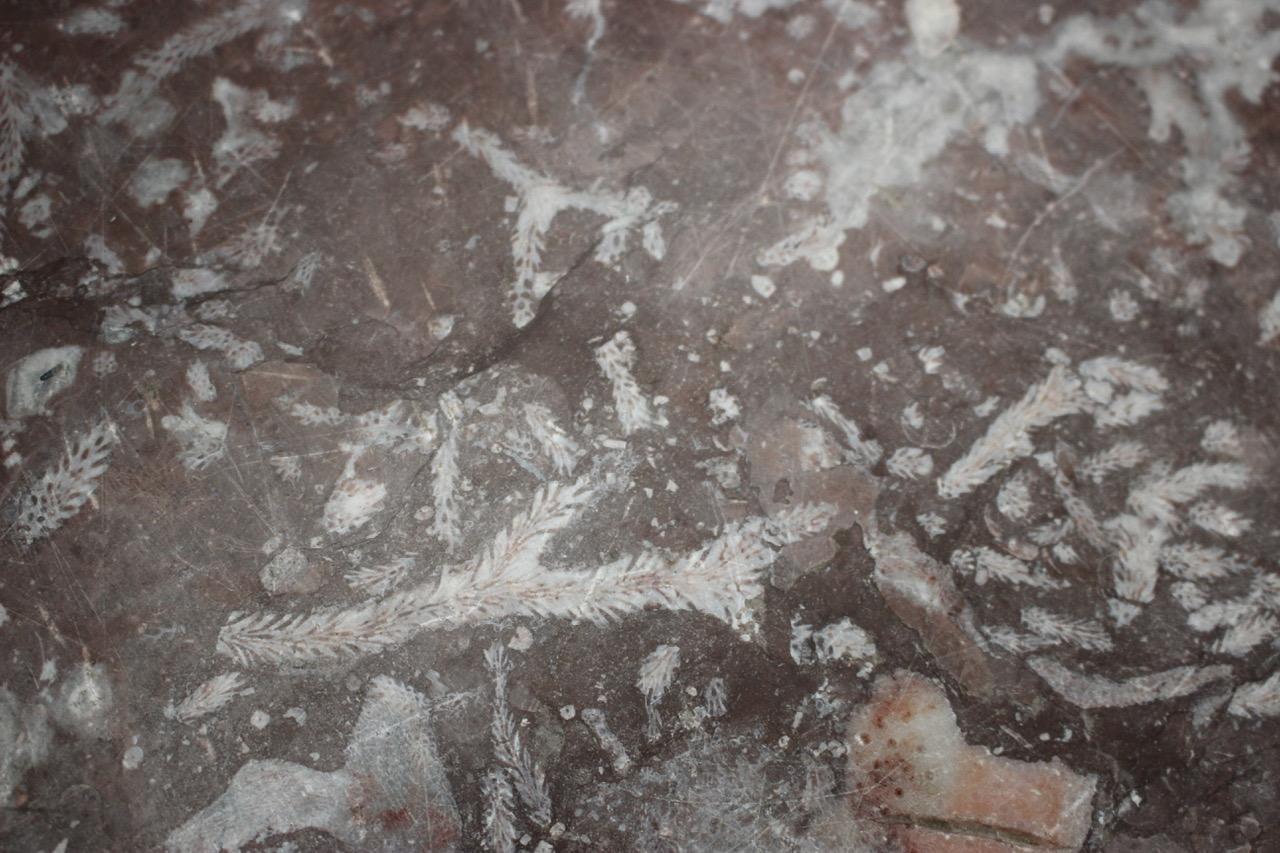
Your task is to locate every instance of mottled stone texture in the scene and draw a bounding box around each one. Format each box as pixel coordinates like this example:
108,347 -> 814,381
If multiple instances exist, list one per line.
2,0 -> 1279,851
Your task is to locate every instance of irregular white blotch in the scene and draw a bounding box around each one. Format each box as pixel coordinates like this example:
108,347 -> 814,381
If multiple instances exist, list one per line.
783,169 -> 823,201
750,274 -> 776,298
812,617 -> 876,663
996,470 -> 1033,520
757,216 -> 845,272
594,331 -> 667,434
1261,290 -> 1280,345
161,403 -> 227,471
185,361 -> 216,402
905,0 -> 961,58
5,346 -> 83,419
1048,3 -> 1277,266
580,707 -> 631,773
323,474 -> 387,536
0,603 -> 7,628
61,7 -> 125,35
171,268 -> 230,300
707,387 -> 740,426
1029,657 -> 1232,708
122,744 -> 144,770
641,219 -> 666,260
50,663 -> 113,739
887,446 -> 933,479
183,187 -> 218,237
19,195 -> 53,237
637,644 -> 681,739
703,677 -> 728,717
211,78 -> 293,187
1201,420 -> 1244,458
1108,289 -> 1139,322
1,688 -> 52,805
177,323 -> 264,370
84,234 -> 124,274
767,49 -> 1038,272
397,102 -> 451,132
260,546 -> 317,594
128,157 -> 189,207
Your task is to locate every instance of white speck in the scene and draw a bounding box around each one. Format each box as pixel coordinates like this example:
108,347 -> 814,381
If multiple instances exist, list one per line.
856,347 -> 873,362
122,745 -> 144,770
881,276 -> 906,293
751,275 -> 776,298
39,659 -> 57,682
250,710 -> 270,729
986,212 -> 1008,229
830,270 -> 845,287
560,705 -> 576,720
787,68 -> 805,85
1039,3 -> 1054,24
618,301 -> 637,319
284,707 -> 307,726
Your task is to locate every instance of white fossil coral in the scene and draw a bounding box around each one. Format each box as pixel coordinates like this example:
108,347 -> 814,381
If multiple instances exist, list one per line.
453,122 -> 674,327
13,420 -> 115,546
1029,657 -> 1232,709
165,673 -> 251,724
1228,670 -> 1280,719
594,331 -> 666,434
637,644 -> 681,739
162,403 -> 228,472
938,366 -> 1082,499
808,395 -> 882,468
950,547 -> 1059,589
484,644 -> 552,828
1021,607 -> 1113,652
216,481 -> 832,665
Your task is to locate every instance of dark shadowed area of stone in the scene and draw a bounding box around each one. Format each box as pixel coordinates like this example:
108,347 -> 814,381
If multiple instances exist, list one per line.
1,1 -> 1279,851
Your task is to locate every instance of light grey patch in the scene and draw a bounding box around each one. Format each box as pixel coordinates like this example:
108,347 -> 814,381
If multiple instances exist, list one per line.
50,663 -> 114,739
166,676 -> 459,852
84,234 -> 124,274
5,345 -> 83,419
128,157 -> 189,208
60,7 -> 125,35
0,688 -> 52,806
259,546 -> 319,594
18,194 -> 53,236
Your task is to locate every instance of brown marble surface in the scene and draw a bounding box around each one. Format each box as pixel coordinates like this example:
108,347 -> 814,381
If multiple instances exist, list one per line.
1,1 -> 1279,851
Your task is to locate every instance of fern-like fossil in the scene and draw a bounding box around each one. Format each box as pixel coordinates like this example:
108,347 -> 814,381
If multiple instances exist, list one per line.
216,479 -> 834,666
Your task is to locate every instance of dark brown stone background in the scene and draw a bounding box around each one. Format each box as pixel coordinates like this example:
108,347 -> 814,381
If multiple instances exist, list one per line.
1,0 -> 1278,851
